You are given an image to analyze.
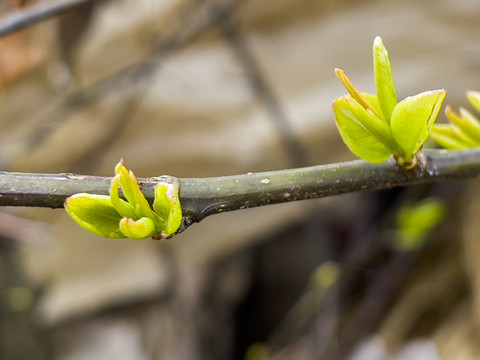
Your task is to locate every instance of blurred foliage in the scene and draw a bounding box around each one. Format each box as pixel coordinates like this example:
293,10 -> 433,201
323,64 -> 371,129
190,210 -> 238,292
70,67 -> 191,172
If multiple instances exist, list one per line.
394,197 -> 446,251
432,91 -> 480,149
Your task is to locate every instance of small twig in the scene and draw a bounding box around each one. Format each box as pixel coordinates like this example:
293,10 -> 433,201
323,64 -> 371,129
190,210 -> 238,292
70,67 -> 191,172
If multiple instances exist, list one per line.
216,7 -> 309,167
0,0 -> 103,37
1,149 -> 480,231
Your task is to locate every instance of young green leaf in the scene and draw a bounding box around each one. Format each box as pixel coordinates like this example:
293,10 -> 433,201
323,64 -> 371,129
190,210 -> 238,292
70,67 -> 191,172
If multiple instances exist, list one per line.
119,217 -> 156,239
335,68 -> 385,121
431,125 -> 470,150
332,96 -> 395,162
395,197 -> 446,250
458,108 -> 480,142
467,90 -> 480,114
391,90 -> 446,162
66,160 -> 183,239
438,107 -> 479,146
333,36 -> 448,169
450,125 -> 479,147
432,91 -> 480,150
153,182 -> 182,237
164,185 -> 182,236
110,174 -> 136,219
65,194 -> 126,238
373,36 -> 397,122
115,161 -> 156,220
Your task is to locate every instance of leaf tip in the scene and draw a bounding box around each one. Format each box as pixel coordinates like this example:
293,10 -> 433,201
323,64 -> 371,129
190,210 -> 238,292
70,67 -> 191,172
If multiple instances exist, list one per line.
334,68 -> 344,79
373,35 -> 384,47
466,90 -> 480,99
119,217 -> 155,239
115,159 -> 126,174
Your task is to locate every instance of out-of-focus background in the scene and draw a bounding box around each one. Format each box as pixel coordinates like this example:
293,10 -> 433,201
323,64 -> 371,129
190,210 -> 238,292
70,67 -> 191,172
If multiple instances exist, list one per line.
1,0 -> 480,359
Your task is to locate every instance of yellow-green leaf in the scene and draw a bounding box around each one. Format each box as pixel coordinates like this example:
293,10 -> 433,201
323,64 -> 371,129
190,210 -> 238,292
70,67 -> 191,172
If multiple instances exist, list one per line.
373,36 -> 397,122
332,96 -> 394,162
395,198 -> 446,250
113,160 -> 163,230
391,90 -> 446,162
115,161 -> 154,220
431,124 -> 471,149
458,108 -> 480,143
335,68 -> 385,121
110,174 -> 136,219
467,90 -> 480,114
65,194 -> 125,238
154,182 -> 182,237
119,217 -> 156,239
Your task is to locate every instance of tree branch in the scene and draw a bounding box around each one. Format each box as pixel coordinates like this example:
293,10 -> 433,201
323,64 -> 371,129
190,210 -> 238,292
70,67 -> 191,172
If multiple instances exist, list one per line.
216,7 -> 309,167
1,149 -> 479,229
0,0 -> 102,38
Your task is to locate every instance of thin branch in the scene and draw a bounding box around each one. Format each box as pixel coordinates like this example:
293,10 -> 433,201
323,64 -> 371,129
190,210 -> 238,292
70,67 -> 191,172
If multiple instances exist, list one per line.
0,0 -> 102,37
216,6 -> 309,167
1,149 -> 479,230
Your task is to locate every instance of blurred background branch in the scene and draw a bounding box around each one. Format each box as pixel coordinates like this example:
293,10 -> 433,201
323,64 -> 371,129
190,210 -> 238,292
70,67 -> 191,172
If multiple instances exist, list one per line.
0,0 -> 103,37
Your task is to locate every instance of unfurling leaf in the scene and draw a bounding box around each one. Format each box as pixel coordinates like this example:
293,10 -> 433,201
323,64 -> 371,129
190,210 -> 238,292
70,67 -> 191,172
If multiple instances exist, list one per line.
332,96 -> 394,163
65,161 -> 183,239
332,36 -> 446,168
467,90 -> 480,114
65,194 -> 125,238
119,217 -> 156,239
153,181 -> 182,238
335,68 -> 384,121
114,161 -> 157,221
431,124 -> 472,150
373,36 -> 397,122
458,108 -> 480,143
431,91 -> 480,150
391,90 -> 446,162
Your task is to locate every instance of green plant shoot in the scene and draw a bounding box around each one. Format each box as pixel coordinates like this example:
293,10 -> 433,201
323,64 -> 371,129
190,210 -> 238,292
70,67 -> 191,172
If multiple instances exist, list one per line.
65,160 -> 182,240
431,90 -> 480,149
332,36 -> 446,169
394,197 -> 446,250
